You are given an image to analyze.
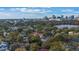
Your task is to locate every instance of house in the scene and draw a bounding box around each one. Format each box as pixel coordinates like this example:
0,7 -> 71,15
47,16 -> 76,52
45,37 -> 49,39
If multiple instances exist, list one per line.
39,48 -> 48,51
23,37 -> 29,43
71,38 -> 79,42
68,31 -> 74,35
3,32 -> 9,37
0,42 -> 9,51
32,32 -> 43,38
10,27 -> 18,31
65,45 -> 75,51
31,32 -> 49,41
41,36 -> 49,42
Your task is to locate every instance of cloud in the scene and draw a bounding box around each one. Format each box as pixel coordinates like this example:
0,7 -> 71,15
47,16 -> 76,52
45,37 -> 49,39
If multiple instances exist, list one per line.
0,12 -> 10,16
61,9 -> 74,12
0,12 -> 11,19
2,7 -> 79,19
0,8 -> 5,11
74,11 -> 79,13
10,8 -> 52,13
0,11 -> 45,19
61,9 -> 79,14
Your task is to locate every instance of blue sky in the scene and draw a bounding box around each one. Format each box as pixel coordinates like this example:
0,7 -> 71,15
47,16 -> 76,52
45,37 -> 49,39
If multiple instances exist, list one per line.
0,7 -> 79,19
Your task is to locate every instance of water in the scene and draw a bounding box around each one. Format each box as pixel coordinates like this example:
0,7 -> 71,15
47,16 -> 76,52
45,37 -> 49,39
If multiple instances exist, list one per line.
55,25 -> 79,29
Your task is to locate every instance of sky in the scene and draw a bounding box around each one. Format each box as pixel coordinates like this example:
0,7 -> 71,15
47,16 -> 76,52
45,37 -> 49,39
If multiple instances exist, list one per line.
0,7 -> 79,19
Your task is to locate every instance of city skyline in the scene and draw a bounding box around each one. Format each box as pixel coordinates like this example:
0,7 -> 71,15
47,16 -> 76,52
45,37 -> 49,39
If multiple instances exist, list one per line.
0,7 -> 79,19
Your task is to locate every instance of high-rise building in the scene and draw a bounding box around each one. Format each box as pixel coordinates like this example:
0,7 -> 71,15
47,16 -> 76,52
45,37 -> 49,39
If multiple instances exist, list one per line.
52,15 -> 56,19
69,15 -> 74,20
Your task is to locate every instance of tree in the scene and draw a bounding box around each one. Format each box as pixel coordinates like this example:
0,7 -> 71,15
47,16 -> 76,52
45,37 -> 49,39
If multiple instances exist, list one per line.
15,47 -> 26,51
8,32 -> 19,43
41,34 -> 65,51
41,41 -> 50,49
49,41 -> 65,51
0,35 -> 4,42
52,33 -> 64,42
43,16 -> 49,20
35,24 -> 44,32
17,28 -> 23,32
30,43 -> 40,51
29,35 -> 42,46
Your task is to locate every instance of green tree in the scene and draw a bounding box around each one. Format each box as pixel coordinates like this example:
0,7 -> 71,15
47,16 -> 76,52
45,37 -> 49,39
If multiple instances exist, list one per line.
29,35 -> 42,45
49,41 -> 65,51
8,32 -> 19,43
30,43 -> 40,51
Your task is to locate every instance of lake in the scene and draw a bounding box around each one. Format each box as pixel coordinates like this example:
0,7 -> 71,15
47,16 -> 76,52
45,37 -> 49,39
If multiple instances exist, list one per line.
55,25 -> 79,29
